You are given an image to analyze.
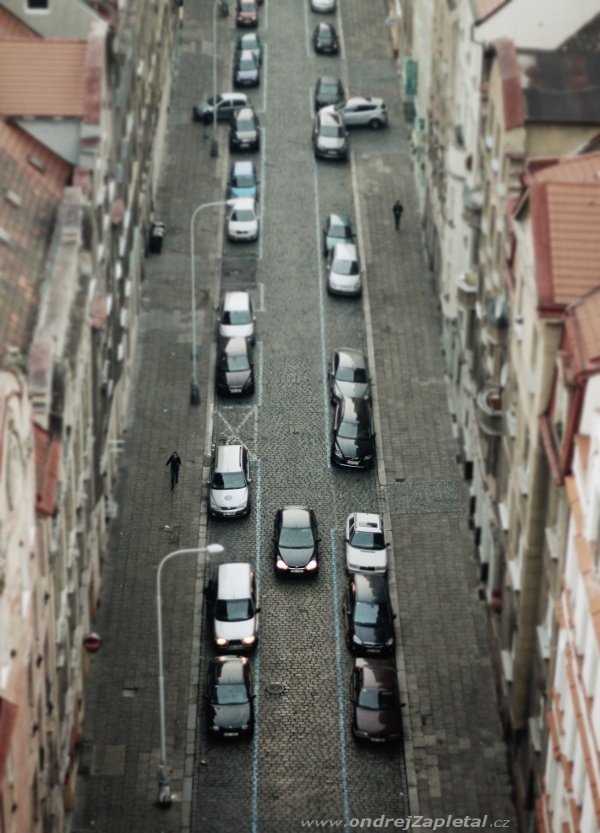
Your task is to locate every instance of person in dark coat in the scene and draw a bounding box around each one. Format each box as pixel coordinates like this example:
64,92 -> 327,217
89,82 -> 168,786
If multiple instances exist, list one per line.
393,200 -> 404,230
166,452 -> 182,490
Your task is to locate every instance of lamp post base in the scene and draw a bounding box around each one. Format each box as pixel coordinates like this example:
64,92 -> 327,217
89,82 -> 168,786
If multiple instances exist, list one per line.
210,136 -> 219,157
158,772 -> 172,808
190,380 -> 201,406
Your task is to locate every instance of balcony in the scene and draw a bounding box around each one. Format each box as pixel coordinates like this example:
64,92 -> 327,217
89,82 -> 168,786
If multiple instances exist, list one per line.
456,270 -> 478,309
462,185 -> 483,229
483,298 -> 509,345
476,384 -> 503,435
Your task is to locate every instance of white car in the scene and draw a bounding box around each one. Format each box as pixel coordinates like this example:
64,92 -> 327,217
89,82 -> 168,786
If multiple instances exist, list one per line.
218,290 -> 256,343
345,513 -> 389,574
323,96 -> 388,130
326,242 -> 361,296
310,0 -> 336,11
227,198 -> 259,242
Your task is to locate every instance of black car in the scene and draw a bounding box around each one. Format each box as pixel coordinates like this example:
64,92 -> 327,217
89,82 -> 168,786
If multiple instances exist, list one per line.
273,506 -> 320,575
314,76 -> 345,111
313,23 -> 339,54
205,656 -> 254,739
350,658 -> 402,743
216,336 -> 255,396
229,106 -> 261,152
233,49 -> 260,88
331,396 -> 375,469
344,573 -> 396,656
236,32 -> 263,65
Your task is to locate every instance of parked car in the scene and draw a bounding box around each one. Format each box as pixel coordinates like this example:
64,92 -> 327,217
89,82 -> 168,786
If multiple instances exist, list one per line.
310,0 -> 336,12
230,106 -> 261,152
326,243 -> 361,296
329,348 -> 371,403
236,32 -> 263,65
273,506 -> 320,575
207,443 -> 251,518
345,512 -> 388,574
331,396 -> 375,469
216,336 -> 255,396
314,76 -> 345,111
313,22 -> 339,54
206,562 -> 260,651
344,573 -> 396,656
218,289 -> 256,343
227,197 -> 259,243
205,656 -> 254,739
350,658 -> 402,743
236,0 -> 258,27
193,92 -> 249,123
312,110 -> 348,161
233,49 -> 260,88
324,96 -> 388,129
227,160 -> 259,200
322,212 -> 354,255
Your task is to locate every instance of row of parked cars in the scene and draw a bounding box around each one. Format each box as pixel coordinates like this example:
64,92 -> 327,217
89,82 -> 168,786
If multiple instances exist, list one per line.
201,1 -> 401,746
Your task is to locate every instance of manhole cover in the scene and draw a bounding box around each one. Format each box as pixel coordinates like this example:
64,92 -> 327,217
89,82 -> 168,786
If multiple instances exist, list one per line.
265,682 -> 286,695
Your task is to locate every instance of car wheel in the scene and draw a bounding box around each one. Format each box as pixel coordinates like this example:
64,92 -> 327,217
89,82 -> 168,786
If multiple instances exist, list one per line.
368,119 -> 383,130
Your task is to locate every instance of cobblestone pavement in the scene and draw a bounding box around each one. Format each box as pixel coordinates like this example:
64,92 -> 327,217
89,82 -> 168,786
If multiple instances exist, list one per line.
73,0 -> 517,830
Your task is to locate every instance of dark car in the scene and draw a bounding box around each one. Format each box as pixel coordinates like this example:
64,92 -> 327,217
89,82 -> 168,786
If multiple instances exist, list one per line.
329,348 -> 371,403
236,0 -> 258,27
350,658 -> 402,743
344,573 -> 396,656
205,656 -> 254,739
312,110 -> 348,161
236,32 -> 263,65
314,76 -> 345,111
229,106 -> 261,152
331,397 -> 375,469
323,212 -> 354,255
313,22 -> 339,54
216,336 -> 255,396
273,506 -> 320,575
233,49 -> 260,88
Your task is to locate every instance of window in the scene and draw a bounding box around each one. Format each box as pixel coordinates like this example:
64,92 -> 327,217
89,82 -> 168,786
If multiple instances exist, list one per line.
27,0 -> 49,9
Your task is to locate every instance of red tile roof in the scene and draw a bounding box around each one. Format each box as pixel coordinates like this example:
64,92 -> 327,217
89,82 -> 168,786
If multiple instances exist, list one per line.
563,287 -> 600,378
0,6 -> 38,38
530,181 -> 600,315
0,40 -> 86,117
474,0 -> 510,23
527,152 -> 600,185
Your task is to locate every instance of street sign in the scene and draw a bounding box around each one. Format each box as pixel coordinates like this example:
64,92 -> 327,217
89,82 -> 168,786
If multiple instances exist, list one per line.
82,633 -> 103,655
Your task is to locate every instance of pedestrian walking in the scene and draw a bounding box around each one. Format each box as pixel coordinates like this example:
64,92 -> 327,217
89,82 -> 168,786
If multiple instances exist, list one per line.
201,110 -> 211,139
166,452 -> 182,490
393,200 -> 404,231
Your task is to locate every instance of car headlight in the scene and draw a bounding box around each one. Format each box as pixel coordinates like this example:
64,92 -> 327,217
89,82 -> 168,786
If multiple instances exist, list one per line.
276,559 -> 288,570
242,635 -> 256,646
241,723 -> 249,731
242,376 -> 253,391
354,729 -> 369,738
363,455 -> 373,460
305,559 -> 318,571
352,634 -> 363,645
211,725 -> 220,732
215,638 -> 228,647
385,637 -> 394,646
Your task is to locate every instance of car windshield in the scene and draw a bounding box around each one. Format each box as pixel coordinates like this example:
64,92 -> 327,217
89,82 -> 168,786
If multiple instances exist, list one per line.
279,526 -> 314,548
337,366 -> 367,383
320,30 -> 333,40
320,83 -> 339,95
232,174 -> 255,188
212,683 -> 249,706
239,58 -> 256,70
211,471 -> 247,490
332,257 -> 359,275
350,530 -> 385,549
357,687 -> 395,710
354,601 -> 391,627
239,2 -> 255,10
338,418 -> 370,440
231,209 -> 255,222
223,309 -> 252,324
221,353 -> 250,372
320,124 -> 344,138
207,95 -> 221,106
330,224 -> 350,239
215,599 -> 253,622
236,119 -> 256,132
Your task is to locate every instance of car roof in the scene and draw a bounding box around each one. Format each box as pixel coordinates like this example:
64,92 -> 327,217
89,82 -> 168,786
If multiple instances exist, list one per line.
239,32 -> 260,42
281,506 -> 311,526
316,22 -> 335,31
238,49 -> 256,60
332,243 -> 358,259
355,658 -> 396,689
231,197 -> 255,210
231,159 -> 256,175
328,213 -> 351,225
353,572 -> 388,602
214,443 -> 245,471
223,290 -> 251,310
222,92 -> 249,102
351,512 -> 382,530
220,336 -> 250,356
340,396 -> 372,423
318,110 -> 343,126
234,106 -> 257,120
336,348 -> 366,368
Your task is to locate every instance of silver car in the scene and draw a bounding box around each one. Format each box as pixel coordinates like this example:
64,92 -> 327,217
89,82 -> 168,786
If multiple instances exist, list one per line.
310,0 -> 336,11
324,96 -> 388,130
326,243 -> 361,296
330,349 -> 371,403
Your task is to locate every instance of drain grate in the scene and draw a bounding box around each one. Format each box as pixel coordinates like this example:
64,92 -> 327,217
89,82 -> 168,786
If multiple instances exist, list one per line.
265,682 -> 286,695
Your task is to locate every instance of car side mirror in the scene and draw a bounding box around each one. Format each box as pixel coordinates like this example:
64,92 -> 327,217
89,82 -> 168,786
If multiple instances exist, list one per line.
317,537 -> 322,543
393,613 -> 397,620
272,537 -> 277,543
255,605 -> 261,613
386,543 -> 391,548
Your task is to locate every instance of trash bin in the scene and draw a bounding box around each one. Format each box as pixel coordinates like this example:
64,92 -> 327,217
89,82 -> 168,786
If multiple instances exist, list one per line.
149,221 -> 165,254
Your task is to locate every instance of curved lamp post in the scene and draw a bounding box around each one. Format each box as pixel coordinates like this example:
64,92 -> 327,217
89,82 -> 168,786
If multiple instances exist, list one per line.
189,200 -> 236,405
156,543 -> 225,807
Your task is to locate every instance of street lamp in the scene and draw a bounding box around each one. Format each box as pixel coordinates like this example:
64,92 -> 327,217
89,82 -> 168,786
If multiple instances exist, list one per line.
189,200 -> 236,405
156,543 -> 225,807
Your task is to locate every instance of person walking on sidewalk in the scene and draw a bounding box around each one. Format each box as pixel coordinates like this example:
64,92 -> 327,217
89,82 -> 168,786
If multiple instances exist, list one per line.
393,200 -> 404,231
166,452 -> 182,490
